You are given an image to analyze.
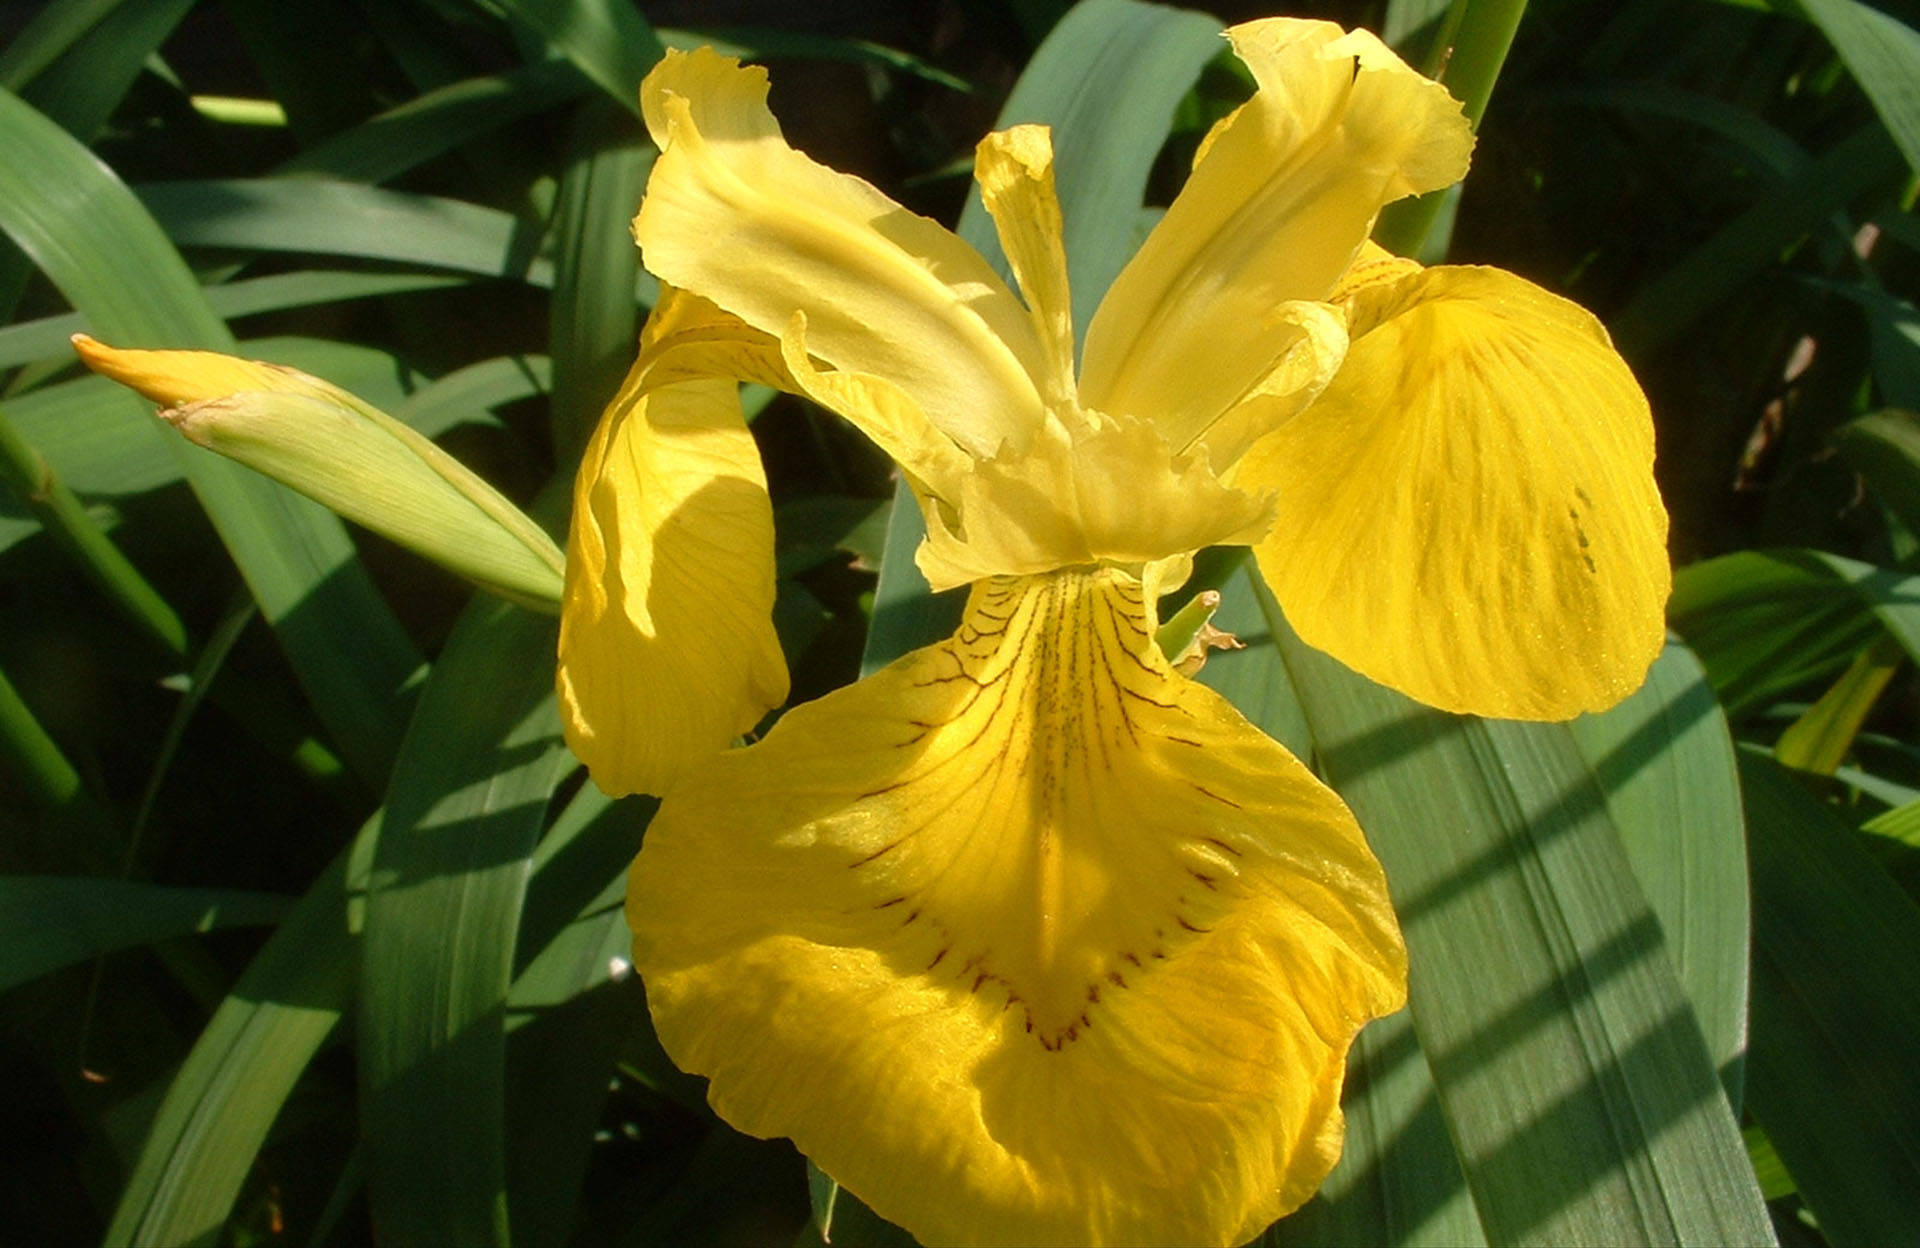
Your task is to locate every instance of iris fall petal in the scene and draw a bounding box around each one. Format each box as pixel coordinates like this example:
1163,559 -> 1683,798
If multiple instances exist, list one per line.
630,569 -> 1404,1246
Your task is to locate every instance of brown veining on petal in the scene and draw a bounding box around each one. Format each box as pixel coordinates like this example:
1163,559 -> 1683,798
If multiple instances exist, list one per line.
843,568 -> 1257,1050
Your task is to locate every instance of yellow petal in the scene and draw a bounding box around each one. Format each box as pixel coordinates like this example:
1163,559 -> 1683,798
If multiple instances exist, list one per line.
1244,265 -> 1671,720
637,48 -> 1047,459
1080,19 -> 1471,448
914,412 -> 1273,591
1187,298 -> 1348,473
557,291 -> 789,797
72,334 -> 343,406
776,313 -> 972,502
975,124 -> 1076,408
1331,238 -> 1421,303
630,568 -> 1404,1247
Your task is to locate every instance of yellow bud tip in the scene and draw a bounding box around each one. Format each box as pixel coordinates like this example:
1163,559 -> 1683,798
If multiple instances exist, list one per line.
71,333 -> 314,407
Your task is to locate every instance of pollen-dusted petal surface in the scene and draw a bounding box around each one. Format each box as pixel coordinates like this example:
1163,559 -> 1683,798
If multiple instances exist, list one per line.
558,292 -> 789,797
1244,265 -> 1671,720
637,48 -> 1047,459
629,569 -> 1405,1246
1080,18 -> 1471,444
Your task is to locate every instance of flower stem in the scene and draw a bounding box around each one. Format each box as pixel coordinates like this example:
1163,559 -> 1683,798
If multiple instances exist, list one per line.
0,404 -> 189,658
1376,0 -> 1531,259
0,662 -> 79,807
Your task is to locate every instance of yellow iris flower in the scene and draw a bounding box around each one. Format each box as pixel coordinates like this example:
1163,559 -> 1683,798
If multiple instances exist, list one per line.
71,15 -> 1670,1246
563,18 -> 1668,1248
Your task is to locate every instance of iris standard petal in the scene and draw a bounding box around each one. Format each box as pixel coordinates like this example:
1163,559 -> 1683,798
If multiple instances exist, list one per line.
636,48 -> 1049,458
1080,18 -> 1471,445
776,313 -> 973,502
1243,264 -> 1670,720
557,291 -> 790,797
629,568 -> 1404,1247
974,124 -> 1077,409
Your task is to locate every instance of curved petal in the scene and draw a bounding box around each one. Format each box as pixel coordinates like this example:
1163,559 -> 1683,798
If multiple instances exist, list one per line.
1189,298 -> 1348,474
637,48 -> 1047,458
1244,265 -> 1671,720
557,290 -> 790,797
776,313 -> 972,502
914,413 -> 1274,591
1080,19 -> 1471,443
975,124 -> 1076,409
630,569 -> 1404,1247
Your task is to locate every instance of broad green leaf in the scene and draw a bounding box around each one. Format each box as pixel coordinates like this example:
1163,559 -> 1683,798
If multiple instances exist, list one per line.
279,60 -> 592,184
0,877 -> 288,993
1863,793 -> 1920,847
482,0 -> 665,115
1193,559 -> 1312,761
12,0 -> 193,142
1797,0 -> 1920,173
1671,549 -> 1885,715
1383,0 -> 1455,52
0,663 -> 83,808
393,354 -> 548,436
1567,640 -> 1752,1104
107,825 -> 372,1247
1205,568 -> 1483,1248
1835,409 -> 1920,529
137,180 -> 555,285
1822,285 -> 1920,405
0,0 -> 125,89
0,270 -> 472,371
773,494 -> 890,577
1775,633 -> 1904,774
1861,793 -> 1920,894
1808,548 -> 1920,663
547,99 -> 650,461
1549,83 -> 1812,179
1739,749 -> 1920,1247
1613,124 -> 1903,355
1265,1012 -> 1486,1248
504,782 -> 649,1248
0,88 -> 423,785
1744,1125 -> 1797,1201
0,0 -> 193,321
358,598 -> 572,1248
860,488 -> 956,676
1265,609 -> 1774,1246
